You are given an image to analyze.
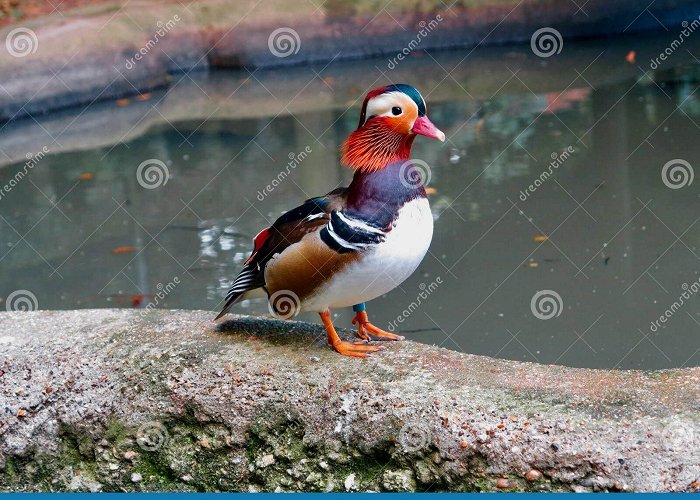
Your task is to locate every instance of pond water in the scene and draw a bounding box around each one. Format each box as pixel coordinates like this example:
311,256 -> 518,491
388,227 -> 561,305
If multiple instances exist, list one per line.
2,33 -> 700,369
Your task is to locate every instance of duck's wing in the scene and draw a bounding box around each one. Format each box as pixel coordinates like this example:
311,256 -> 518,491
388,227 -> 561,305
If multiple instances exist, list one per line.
214,188 -> 347,319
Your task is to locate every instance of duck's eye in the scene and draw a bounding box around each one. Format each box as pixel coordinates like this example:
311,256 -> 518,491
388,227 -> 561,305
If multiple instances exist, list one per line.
391,106 -> 402,116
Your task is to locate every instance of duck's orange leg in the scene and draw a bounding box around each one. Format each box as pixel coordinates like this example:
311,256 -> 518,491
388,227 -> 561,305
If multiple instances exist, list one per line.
320,310 -> 383,358
352,305 -> 405,341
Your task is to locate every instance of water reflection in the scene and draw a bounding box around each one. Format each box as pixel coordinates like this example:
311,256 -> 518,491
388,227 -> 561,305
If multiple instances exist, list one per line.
1,37 -> 700,369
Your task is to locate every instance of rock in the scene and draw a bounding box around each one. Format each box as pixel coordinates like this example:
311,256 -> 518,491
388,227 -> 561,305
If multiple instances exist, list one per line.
0,309 -> 699,492
131,473 -> 143,483
256,454 -> 275,468
496,478 -> 512,489
382,470 -> 416,492
526,470 -> 542,481
68,475 -> 103,492
344,473 -> 357,492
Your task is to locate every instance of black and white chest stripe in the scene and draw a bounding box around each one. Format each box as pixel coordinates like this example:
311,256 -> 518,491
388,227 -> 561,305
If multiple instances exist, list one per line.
320,210 -> 387,253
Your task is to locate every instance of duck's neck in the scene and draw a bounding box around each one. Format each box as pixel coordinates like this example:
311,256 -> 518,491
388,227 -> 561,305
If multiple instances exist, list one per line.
345,160 -> 427,229
341,121 -> 415,173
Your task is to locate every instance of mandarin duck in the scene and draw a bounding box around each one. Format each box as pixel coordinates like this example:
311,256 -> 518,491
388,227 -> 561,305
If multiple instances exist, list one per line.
216,84 -> 445,357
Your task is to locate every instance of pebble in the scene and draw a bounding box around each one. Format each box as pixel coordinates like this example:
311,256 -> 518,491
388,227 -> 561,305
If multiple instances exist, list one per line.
525,469 -> 542,481
344,473 -> 357,491
124,450 -> 137,461
108,463 -> 119,471
131,473 -> 142,483
496,478 -> 512,489
256,454 -> 275,468
460,440 -> 468,448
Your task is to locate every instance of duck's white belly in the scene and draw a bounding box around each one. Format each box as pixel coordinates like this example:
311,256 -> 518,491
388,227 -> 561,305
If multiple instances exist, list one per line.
302,197 -> 433,312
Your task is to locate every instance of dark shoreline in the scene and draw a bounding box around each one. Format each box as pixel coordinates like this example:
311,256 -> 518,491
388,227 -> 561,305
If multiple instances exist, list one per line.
0,0 -> 698,123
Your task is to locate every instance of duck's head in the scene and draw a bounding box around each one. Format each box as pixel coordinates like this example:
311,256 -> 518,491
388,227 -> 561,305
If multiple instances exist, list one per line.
341,84 -> 444,172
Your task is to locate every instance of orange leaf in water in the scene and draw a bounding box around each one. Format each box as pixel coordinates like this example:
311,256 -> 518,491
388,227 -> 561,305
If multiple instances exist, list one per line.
131,295 -> 145,307
625,50 -> 636,64
533,235 -> 548,243
425,187 -> 438,195
112,246 -> 139,254
136,93 -> 152,101
116,98 -> 130,107
79,172 -> 95,180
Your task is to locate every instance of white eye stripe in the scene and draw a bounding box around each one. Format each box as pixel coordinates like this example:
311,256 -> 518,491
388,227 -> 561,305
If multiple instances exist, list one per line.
364,92 -> 414,124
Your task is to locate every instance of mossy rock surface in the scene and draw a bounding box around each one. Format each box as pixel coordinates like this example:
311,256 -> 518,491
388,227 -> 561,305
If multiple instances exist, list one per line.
1,309 -> 699,491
